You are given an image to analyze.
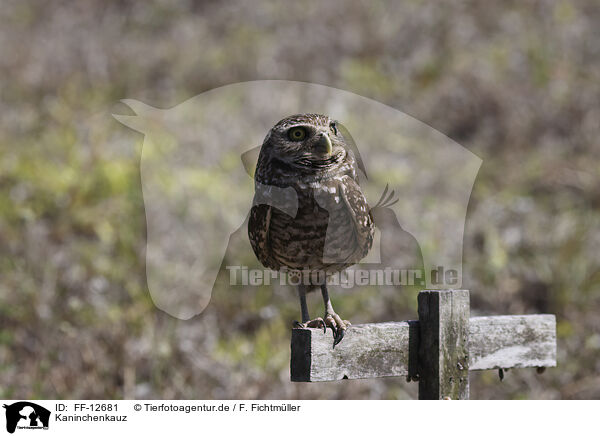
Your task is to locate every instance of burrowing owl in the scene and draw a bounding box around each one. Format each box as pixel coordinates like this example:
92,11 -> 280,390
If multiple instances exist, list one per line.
248,114 -> 375,346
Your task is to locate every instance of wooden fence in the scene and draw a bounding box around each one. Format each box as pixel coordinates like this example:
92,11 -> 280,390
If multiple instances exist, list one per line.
291,289 -> 556,399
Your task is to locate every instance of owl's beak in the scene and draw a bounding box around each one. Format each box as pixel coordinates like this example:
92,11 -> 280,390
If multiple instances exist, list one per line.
315,132 -> 333,156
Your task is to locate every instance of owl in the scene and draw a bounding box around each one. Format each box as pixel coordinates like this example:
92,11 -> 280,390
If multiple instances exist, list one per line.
248,114 -> 375,346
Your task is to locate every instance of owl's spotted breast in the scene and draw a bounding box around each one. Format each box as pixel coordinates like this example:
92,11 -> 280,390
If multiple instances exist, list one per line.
267,180 -> 370,272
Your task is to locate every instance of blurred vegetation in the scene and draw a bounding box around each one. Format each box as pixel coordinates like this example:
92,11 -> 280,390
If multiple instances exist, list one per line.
1,0 -> 599,399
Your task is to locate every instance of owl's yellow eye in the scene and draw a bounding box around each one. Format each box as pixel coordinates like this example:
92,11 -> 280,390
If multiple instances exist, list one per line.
288,127 -> 306,141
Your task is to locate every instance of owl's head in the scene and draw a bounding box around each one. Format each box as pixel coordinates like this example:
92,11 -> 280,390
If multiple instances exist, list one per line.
261,113 -> 348,169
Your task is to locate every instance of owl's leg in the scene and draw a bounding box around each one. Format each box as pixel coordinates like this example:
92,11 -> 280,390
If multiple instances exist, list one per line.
298,284 -> 310,323
321,284 -> 351,347
293,285 -> 326,331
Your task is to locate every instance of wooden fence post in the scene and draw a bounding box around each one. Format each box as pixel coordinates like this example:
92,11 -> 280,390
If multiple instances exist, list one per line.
418,289 -> 470,399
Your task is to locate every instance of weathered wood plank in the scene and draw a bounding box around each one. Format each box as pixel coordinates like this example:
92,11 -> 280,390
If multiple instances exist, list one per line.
469,315 -> 556,370
418,290 -> 470,400
290,313 -> 557,386
291,321 -> 419,382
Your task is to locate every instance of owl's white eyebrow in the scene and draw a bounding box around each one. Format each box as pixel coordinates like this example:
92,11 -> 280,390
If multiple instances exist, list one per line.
287,124 -> 313,129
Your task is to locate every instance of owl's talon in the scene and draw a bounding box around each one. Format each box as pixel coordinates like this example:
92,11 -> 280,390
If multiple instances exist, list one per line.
324,313 -> 337,336
293,317 -> 326,330
333,328 -> 345,348
324,312 -> 350,348
306,317 -> 325,330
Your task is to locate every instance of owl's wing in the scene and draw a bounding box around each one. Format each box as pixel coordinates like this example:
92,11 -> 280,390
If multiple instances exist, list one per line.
338,175 -> 375,260
248,203 -> 280,270
315,175 -> 374,265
